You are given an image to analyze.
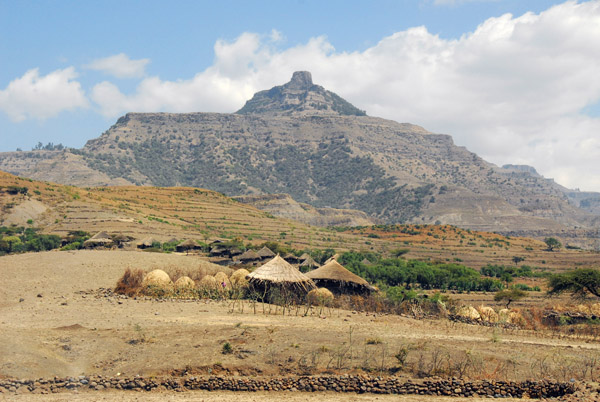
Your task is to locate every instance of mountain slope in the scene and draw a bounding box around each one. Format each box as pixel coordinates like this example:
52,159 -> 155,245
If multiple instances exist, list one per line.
0,72 -> 598,245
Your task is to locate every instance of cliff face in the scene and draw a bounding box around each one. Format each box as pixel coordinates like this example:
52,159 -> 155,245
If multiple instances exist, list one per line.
0,72 -> 598,242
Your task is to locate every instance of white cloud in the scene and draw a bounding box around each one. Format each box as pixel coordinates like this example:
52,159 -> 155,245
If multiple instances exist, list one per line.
90,1 -> 600,191
85,53 -> 149,78
0,67 -> 88,121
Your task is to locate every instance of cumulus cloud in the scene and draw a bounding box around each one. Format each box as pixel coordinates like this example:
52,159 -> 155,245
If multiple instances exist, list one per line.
85,53 -> 149,78
0,67 -> 88,121
89,1 -> 600,191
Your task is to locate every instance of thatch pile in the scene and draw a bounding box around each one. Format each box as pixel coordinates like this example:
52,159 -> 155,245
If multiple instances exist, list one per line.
199,275 -> 218,291
247,255 -> 316,294
307,287 -> 334,306
305,260 -> 372,295
230,269 -> 250,289
214,271 -> 231,290
142,269 -> 172,288
457,305 -> 481,320
174,276 -> 195,289
477,306 -> 499,323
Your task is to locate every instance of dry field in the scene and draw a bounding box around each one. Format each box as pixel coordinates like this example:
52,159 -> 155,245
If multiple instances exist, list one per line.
1,249 -> 600,401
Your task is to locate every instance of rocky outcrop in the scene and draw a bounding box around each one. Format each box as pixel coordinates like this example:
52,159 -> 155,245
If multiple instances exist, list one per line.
236,71 -> 366,116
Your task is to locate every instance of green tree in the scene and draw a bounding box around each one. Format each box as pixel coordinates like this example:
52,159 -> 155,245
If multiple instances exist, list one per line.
547,269 -> 600,299
0,236 -> 22,253
544,237 -> 562,251
512,256 -> 525,265
494,288 -> 526,308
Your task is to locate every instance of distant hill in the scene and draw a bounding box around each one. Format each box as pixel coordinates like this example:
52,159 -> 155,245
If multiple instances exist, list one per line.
0,71 -> 598,246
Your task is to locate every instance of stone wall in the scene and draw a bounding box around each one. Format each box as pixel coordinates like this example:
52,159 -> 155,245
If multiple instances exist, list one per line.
0,374 -> 576,398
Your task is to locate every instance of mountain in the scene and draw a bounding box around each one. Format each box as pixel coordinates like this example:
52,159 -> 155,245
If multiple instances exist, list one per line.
0,71 -> 598,246
237,71 -> 366,116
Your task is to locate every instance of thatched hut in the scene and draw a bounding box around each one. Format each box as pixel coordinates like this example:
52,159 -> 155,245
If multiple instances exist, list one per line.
256,246 -> 276,260
305,260 -> 372,295
283,253 -> 301,264
137,237 -> 158,249
299,255 -> 318,270
83,231 -> 114,249
247,255 -> 316,297
176,239 -> 200,253
237,249 -> 260,263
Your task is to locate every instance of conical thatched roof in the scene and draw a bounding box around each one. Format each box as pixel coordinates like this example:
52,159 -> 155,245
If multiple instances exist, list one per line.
299,253 -> 311,261
91,231 -> 111,240
137,237 -> 157,248
361,258 -> 373,265
283,253 -> 300,263
323,254 -> 340,265
306,260 -> 369,287
177,239 -> 199,250
83,231 -> 113,248
256,246 -> 276,259
299,255 -> 318,268
238,249 -> 260,261
247,255 -> 315,290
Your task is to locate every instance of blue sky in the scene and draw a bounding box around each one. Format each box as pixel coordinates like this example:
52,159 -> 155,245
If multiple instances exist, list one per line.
1,0 -> 600,191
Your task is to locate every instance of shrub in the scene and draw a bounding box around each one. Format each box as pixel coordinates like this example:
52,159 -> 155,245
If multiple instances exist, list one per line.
115,268 -> 145,297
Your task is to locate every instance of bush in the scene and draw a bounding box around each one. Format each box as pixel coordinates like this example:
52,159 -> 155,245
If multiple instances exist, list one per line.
115,268 -> 145,297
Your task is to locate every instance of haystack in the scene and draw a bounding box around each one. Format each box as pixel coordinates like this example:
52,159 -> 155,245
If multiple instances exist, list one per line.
142,269 -> 172,288
477,306 -> 499,323
305,260 -> 372,295
457,305 -> 480,320
230,269 -> 250,288
199,275 -> 218,290
83,231 -> 113,249
247,255 -> 316,293
214,271 -> 231,289
256,246 -> 276,260
307,287 -> 334,306
174,276 -> 195,289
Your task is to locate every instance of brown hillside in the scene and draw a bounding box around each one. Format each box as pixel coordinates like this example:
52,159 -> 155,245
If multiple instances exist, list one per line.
1,171 -> 598,272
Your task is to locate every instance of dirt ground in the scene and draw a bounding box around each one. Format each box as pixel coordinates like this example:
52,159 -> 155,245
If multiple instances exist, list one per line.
1,250 -> 598,401
0,390 -> 524,402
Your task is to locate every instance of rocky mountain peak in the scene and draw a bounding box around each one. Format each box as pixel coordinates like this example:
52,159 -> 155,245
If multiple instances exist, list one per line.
287,71 -> 313,90
236,71 -> 366,117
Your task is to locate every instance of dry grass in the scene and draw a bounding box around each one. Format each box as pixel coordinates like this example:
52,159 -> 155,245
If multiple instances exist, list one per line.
114,267 -> 145,297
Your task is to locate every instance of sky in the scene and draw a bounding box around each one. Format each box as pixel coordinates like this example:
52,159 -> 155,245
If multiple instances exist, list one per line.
1,0 -> 600,191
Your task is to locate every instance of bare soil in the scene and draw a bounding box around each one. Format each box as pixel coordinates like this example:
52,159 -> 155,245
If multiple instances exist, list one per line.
1,250 -> 598,401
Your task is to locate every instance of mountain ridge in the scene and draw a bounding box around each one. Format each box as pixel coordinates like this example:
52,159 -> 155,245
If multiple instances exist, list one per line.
0,71 -> 598,246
